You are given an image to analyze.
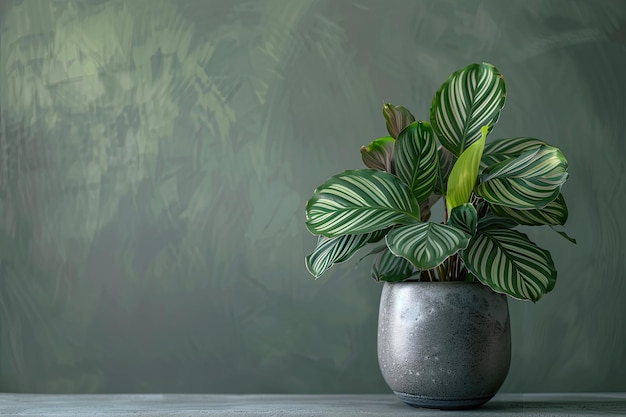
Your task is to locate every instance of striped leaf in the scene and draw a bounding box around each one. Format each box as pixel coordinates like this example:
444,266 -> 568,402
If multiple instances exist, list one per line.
392,121 -> 438,202
383,103 -> 416,139
481,137 -> 547,169
372,246 -> 416,282
460,229 -> 557,302
446,125 -> 487,213
386,223 -> 471,269
360,136 -> 395,172
477,213 -> 518,231
448,203 -> 478,236
489,193 -> 568,226
305,229 -> 387,278
305,169 -> 420,237
550,226 -> 577,244
476,146 -> 568,209
430,63 -> 506,156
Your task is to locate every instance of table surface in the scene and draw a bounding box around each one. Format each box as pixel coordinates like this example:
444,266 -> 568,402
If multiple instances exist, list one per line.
0,393 -> 625,416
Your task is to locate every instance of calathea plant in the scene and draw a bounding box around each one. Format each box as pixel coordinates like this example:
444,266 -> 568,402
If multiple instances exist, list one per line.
304,62 -> 574,302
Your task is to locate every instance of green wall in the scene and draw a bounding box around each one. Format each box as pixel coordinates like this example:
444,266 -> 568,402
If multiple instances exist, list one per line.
1,0 -> 625,393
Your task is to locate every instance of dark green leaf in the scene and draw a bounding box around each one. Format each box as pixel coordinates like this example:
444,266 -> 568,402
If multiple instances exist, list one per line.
434,146 -> 456,194
477,213 -> 518,231
371,246 -> 415,282
448,203 -> 478,236
550,226 -> 577,244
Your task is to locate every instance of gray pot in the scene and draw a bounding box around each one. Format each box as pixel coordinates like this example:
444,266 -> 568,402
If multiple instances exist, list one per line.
377,281 -> 511,410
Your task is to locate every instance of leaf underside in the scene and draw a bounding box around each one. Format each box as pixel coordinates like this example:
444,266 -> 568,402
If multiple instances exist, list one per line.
361,136 -> 395,172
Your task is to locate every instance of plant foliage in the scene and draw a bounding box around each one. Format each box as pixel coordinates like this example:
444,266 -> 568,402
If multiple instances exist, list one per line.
304,62 -> 574,301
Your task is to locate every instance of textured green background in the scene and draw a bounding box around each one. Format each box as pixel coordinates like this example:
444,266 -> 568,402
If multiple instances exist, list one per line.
0,0 -> 625,393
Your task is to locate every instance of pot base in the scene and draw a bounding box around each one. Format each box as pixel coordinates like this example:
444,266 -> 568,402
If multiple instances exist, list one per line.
394,391 -> 493,410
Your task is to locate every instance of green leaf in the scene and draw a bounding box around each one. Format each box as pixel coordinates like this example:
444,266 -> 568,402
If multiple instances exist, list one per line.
434,146 -> 456,194
392,121 -> 439,202
356,244 -> 387,266
481,137 -> 547,169
360,136 -> 395,172
446,125 -> 487,214
476,145 -> 569,209
550,226 -> 577,244
460,228 -> 557,302
305,229 -> 387,278
477,213 -> 518,231
489,193 -> 568,226
448,203 -> 478,236
383,103 -> 416,139
430,62 -> 506,156
372,246 -> 415,282
306,169 -> 420,237
386,222 -> 471,269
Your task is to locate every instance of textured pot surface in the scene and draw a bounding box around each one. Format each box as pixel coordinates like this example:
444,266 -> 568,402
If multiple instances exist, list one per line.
377,281 -> 511,410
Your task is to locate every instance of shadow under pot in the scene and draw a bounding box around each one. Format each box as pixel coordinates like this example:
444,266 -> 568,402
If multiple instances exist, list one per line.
377,281 -> 511,410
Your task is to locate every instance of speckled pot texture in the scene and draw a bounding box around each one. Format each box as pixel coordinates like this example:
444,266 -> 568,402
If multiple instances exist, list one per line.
377,281 -> 511,410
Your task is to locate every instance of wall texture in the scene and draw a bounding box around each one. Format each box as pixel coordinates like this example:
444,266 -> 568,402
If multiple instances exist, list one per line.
0,0 -> 625,393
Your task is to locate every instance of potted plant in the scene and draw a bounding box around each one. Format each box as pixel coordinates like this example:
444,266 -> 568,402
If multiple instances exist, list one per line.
304,62 -> 574,409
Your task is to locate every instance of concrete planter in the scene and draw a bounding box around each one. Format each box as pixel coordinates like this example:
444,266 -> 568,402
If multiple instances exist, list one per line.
377,281 -> 511,410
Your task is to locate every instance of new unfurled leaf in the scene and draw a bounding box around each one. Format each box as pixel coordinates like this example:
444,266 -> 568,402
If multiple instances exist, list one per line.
446,125 -> 487,214
361,136 -> 395,172
392,121 -> 439,202
430,63 -> 506,156
476,145 -> 568,209
386,222 -> 470,269
383,103 -> 416,139
305,169 -> 420,237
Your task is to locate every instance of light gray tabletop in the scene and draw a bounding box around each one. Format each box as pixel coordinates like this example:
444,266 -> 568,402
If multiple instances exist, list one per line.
0,393 -> 625,416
